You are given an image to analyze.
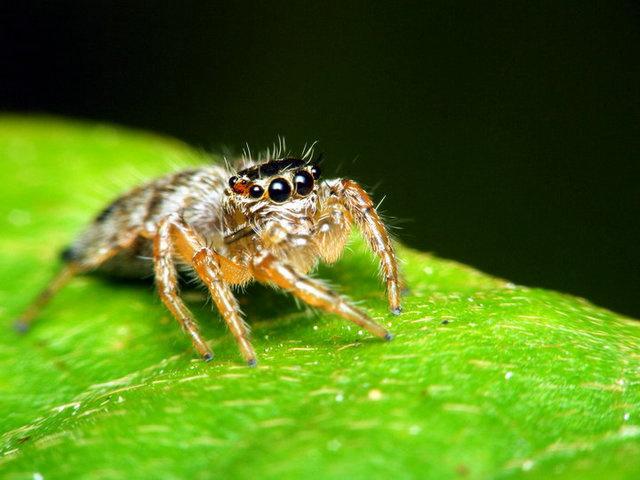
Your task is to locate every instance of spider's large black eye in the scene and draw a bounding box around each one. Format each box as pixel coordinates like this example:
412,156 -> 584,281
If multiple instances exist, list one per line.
293,170 -> 314,196
228,176 -> 238,188
268,178 -> 292,203
310,164 -> 321,180
249,184 -> 264,198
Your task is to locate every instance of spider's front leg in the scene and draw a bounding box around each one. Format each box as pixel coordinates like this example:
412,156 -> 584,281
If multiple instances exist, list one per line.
154,215 -> 256,365
333,179 -> 403,314
251,250 -> 393,341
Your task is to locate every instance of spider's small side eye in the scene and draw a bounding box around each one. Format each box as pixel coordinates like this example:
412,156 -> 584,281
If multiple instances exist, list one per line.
249,184 -> 264,199
310,164 -> 321,180
228,176 -> 238,188
268,178 -> 292,203
293,170 -> 314,196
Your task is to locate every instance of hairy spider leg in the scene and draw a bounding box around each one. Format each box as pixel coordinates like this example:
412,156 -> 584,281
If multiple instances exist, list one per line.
14,232 -> 140,332
339,179 -> 402,314
251,251 -> 394,341
154,218 -> 213,361
155,215 -> 256,366
14,265 -> 79,332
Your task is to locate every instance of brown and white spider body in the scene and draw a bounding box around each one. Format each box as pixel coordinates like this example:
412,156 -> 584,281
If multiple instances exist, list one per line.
17,148 -> 402,366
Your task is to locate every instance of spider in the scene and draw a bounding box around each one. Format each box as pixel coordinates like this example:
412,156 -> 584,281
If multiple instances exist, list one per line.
16,146 -> 402,366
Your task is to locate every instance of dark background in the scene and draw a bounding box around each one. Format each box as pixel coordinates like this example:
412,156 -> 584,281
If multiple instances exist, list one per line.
2,2 -> 639,316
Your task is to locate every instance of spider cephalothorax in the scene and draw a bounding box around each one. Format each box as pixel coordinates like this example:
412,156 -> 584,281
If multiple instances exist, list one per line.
17,147 -> 402,366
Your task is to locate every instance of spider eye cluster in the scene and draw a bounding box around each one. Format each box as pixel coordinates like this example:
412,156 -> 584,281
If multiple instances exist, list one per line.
228,163 -> 321,203
267,164 -> 321,203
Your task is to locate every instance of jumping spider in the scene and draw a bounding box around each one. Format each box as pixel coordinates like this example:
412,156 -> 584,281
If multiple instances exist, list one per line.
17,146 -> 402,366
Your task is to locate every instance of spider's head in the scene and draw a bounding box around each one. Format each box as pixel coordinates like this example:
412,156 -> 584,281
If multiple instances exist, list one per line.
227,157 -> 322,206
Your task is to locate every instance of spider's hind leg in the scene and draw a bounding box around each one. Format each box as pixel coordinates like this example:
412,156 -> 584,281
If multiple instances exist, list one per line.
14,263 -> 80,333
14,231 -> 140,333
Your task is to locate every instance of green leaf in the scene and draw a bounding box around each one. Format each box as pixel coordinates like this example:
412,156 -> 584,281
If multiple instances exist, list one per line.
1,115 -> 638,479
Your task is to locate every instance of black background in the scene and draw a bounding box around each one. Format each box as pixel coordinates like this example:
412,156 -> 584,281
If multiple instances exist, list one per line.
2,2 -> 639,316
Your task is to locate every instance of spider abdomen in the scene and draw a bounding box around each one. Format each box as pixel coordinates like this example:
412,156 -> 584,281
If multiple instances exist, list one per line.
62,166 -> 229,277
